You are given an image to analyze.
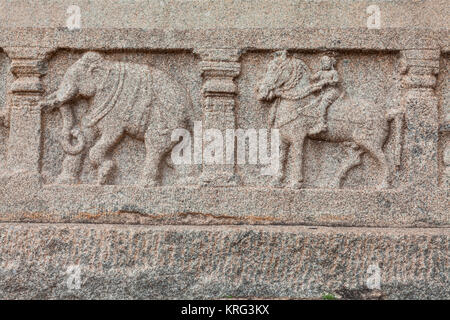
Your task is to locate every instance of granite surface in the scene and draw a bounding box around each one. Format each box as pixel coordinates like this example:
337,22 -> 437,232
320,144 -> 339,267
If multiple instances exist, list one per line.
0,0 -> 448,299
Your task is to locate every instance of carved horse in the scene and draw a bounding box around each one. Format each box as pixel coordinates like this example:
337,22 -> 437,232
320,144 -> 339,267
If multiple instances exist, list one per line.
256,52 -> 404,189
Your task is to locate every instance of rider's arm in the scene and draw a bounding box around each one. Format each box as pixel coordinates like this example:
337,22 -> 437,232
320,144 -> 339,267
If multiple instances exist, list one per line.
310,71 -> 321,81
329,70 -> 339,85
317,70 -> 339,87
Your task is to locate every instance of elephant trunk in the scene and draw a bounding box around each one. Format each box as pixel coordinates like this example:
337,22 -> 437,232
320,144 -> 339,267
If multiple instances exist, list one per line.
58,104 -> 85,155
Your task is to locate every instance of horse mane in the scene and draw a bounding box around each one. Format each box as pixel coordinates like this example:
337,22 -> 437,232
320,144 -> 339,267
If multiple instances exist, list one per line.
273,57 -> 309,92
281,58 -> 307,91
273,57 -> 310,100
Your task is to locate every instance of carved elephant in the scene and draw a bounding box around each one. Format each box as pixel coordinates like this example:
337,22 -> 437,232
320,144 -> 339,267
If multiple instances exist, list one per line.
40,51 -> 193,186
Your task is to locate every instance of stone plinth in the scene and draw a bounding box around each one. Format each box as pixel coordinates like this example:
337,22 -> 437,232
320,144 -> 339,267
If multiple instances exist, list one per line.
0,224 -> 447,300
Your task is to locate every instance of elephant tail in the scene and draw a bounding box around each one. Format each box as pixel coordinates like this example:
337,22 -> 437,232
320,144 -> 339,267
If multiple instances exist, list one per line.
386,106 -> 405,169
58,127 -> 85,155
0,106 -> 9,127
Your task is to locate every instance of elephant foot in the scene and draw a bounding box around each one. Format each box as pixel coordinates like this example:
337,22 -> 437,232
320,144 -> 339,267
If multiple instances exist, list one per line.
55,174 -> 79,185
199,173 -> 215,186
139,173 -> 161,188
175,176 -> 198,186
376,180 -> 390,190
270,176 -> 284,188
288,181 -> 303,189
96,160 -> 114,185
140,179 -> 160,188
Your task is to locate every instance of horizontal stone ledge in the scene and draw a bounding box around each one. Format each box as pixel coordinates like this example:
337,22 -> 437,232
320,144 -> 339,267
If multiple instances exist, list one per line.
0,185 -> 447,228
1,0 -> 448,30
0,28 -> 448,51
0,223 -> 447,299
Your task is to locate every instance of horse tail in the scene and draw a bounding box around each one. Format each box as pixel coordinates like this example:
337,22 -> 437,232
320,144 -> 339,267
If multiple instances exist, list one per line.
386,107 -> 405,169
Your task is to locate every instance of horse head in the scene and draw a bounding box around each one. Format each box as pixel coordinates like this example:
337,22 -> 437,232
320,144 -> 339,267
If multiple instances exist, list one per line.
256,51 -> 310,102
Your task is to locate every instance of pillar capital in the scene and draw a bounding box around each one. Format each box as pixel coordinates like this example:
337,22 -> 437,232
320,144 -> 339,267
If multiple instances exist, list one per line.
4,46 -> 55,95
399,49 -> 440,90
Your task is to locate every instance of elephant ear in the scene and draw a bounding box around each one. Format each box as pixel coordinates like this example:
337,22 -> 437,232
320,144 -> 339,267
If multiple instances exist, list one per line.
87,62 -> 109,92
81,51 -> 105,76
88,62 -> 104,76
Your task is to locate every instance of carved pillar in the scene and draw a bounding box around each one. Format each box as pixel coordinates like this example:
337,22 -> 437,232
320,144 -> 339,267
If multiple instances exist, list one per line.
194,48 -> 242,186
400,49 -> 440,189
2,47 -> 54,185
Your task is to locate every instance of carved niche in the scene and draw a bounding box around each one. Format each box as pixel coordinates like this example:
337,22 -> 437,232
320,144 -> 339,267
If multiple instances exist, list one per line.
241,50 -> 405,189
41,50 -> 202,186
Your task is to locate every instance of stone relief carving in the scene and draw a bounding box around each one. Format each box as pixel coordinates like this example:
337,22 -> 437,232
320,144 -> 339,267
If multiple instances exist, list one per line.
37,50 -> 411,189
0,44 -> 445,226
256,51 -> 405,189
39,52 -> 194,186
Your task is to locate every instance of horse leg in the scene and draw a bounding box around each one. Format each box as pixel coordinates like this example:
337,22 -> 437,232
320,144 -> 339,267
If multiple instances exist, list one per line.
89,127 -> 123,185
141,130 -> 174,187
357,138 -> 391,189
290,134 -> 306,189
335,143 -> 364,188
271,138 -> 288,187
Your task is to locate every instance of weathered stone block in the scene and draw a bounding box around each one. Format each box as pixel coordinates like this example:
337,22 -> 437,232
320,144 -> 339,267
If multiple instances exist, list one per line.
0,0 -> 447,299
0,224 -> 448,300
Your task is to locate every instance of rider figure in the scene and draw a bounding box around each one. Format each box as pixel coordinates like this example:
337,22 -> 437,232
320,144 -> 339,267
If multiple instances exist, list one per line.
308,55 -> 340,135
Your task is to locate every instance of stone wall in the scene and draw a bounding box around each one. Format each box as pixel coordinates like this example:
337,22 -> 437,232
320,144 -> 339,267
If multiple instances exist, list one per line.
0,0 -> 448,299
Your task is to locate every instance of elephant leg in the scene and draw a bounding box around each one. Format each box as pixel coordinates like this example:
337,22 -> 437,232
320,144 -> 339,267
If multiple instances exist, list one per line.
56,155 -> 84,184
290,135 -> 306,189
56,126 -> 96,184
141,131 -> 173,187
89,127 -> 123,185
